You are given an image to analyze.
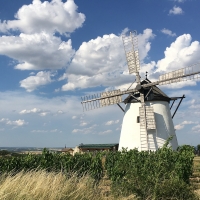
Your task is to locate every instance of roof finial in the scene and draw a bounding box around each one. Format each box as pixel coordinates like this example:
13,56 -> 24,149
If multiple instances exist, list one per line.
145,71 -> 148,79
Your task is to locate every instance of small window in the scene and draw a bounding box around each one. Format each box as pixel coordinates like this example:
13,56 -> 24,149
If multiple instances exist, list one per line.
137,116 -> 140,123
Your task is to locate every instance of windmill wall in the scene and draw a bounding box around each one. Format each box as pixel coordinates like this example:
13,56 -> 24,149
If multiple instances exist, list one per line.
118,101 -> 178,151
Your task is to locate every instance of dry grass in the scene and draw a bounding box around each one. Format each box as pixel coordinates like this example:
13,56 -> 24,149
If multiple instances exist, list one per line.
193,157 -> 200,197
0,170 -> 136,200
1,157 -> 200,200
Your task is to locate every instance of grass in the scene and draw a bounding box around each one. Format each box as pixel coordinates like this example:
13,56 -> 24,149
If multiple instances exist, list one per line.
0,170 -> 135,200
192,156 -> 200,197
1,156 -> 200,200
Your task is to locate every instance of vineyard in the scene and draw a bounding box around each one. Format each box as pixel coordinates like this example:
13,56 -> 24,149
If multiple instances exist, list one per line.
0,144 -> 199,200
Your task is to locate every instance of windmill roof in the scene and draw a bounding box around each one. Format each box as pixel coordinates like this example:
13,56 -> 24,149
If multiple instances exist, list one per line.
124,78 -> 171,103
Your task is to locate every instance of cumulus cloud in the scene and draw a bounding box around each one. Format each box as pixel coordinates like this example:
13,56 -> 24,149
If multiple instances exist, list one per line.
169,6 -> 184,15
61,29 -> 155,91
151,33 -> 200,89
0,0 -> 85,35
161,28 -> 176,37
20,71 -> 53,92
0,33 -> 75,70
156,34 -> 200,73
0,0 -> 82,73
0,118 -> 28,127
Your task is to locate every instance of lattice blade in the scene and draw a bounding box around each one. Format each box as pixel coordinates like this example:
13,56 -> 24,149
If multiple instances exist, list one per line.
100,90 -> 122,107
122,31 -> 140,74
139,106 -> 156,130
81,89 -> 123,111
81,94 -> 101,111
159,63 -> 200,85
139,104 -> 149,151
145,106 -> 156,130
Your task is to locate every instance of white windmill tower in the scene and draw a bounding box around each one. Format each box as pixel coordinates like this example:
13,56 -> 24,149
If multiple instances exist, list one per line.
81,31 -> 200,151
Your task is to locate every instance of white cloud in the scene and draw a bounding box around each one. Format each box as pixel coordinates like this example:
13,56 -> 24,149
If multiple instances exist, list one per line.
0,91 -> 81,118
182,121 -> 198,125
31,129 -> 62,133
0,118 -> 28,127
192,124 -> 200,133
80,122 -> 87,126
105,120 -> 119,125
0,33 -> 75,70
72,116 -> 77,119
98,130 -> 112,135
72,124 -> 97,134
7,119 -> 27,126
156,34 -> 200,73
120,27 -> 129,35
20,108 -> 41,114
173,0 -> 185,2
169,6 -> 184,15
189,98 -> 200,109
20,71 -> 53,92
61,29 -> 155,91
57,110 -> 64,114
175,120 -> 197,130
161,28 -> 176,37
175,124 -> 184,130
20,107 -> 51,117
39,112 -> 50,117
32,130 -> 48,133
0,0 -> 85,35
50,129 -> 60,133
31,129 -> 61,133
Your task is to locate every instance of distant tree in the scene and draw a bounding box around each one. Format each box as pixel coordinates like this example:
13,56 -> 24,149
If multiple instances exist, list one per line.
0,150 -> 10,156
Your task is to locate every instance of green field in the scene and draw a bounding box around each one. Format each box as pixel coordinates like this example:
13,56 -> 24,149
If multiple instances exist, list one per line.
0,146 -> 200,200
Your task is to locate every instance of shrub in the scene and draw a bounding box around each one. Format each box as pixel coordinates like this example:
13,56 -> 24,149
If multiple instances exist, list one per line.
105,145 -> 197,199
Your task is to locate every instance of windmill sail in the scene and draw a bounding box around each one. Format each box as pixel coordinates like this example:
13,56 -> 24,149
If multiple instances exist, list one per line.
145,106 -> 156,130
100,90 -> 122,107
143,63 -> 200,88
122,31 -> 140,74
81,88 -> 137,111
139,93 -> 148,151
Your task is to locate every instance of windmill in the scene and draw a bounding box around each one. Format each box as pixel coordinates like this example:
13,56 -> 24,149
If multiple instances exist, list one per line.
81,31 -> 200,151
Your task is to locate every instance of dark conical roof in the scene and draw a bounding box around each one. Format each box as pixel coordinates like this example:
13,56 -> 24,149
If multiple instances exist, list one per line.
124,79 -> 171,104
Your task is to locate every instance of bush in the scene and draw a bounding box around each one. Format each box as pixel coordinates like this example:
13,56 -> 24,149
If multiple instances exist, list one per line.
105,144 -> 197,199
0,150 -> 10,156
0,148 -> 103,182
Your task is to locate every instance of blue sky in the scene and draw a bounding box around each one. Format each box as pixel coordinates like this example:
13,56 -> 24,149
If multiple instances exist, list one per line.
0,0 -> 200,147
